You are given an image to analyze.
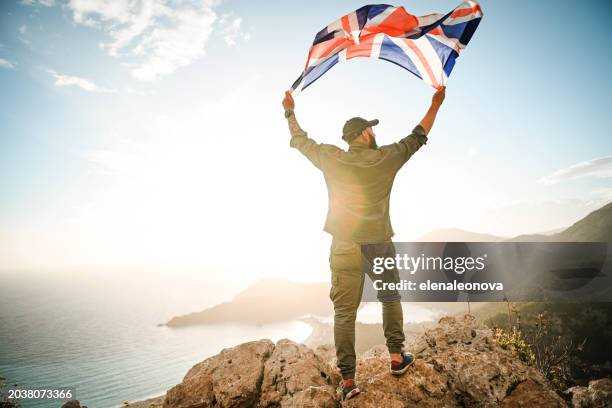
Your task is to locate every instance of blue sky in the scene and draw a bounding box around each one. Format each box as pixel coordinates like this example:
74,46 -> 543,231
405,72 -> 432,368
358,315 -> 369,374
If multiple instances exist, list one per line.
0,0 -> 611,279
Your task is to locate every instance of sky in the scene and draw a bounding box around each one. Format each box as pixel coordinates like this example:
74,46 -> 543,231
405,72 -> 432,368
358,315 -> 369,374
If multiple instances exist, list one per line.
0,0 -> 611,289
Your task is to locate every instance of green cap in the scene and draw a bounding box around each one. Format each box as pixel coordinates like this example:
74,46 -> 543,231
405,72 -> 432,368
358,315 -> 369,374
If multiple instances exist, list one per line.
342,117 -> 379,142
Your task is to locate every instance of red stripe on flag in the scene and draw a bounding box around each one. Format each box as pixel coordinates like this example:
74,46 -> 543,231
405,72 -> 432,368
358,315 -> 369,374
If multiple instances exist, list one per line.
379,8 -> 419,37
403,39 -> 439,88
345,34 -> 375,59
341,15 -> 352,38
451,4 -> 482,18
363,7 -> 419,37
305,37 -> 349,69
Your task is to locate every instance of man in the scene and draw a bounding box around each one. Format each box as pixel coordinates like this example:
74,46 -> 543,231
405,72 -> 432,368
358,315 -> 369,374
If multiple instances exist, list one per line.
282,87 -> 445,400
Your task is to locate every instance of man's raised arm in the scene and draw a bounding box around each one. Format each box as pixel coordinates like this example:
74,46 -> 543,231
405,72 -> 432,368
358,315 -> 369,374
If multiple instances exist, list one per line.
419,86 -> 445,135
380,86 -> 446,168
283,90 -> 325,170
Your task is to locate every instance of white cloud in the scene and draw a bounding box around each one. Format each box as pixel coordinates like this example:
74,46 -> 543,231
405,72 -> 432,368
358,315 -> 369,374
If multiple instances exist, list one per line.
47,69 -> 116,93
19,24 -> 27,34
0,58 -> 15,69
21,0 -> 55,6
218,13 -> 249,46
538,155 -> 612,185
66,0 -> 221,81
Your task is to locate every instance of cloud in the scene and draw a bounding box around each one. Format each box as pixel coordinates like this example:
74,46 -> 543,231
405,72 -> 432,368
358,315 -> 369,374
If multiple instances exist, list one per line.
47,69 -> 116,93
538,155 -> 612,185
218,13 -> 249,46
0,58 -> 15,69
66,0 -> 221,81
20,0 -> 55,6
19,24 -> 27,34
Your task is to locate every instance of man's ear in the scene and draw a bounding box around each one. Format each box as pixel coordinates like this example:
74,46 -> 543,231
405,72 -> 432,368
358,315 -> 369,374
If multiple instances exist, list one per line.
359,130 -> 369,143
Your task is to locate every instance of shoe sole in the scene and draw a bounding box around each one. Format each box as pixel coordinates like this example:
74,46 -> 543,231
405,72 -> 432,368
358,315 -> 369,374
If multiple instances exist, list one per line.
343,388 -> 361,400
390,358 -> 414,375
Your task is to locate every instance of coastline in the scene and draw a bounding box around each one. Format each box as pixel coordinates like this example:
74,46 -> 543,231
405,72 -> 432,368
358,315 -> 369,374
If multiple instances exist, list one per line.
121,393 -> 165,408
124,318 -> 318,407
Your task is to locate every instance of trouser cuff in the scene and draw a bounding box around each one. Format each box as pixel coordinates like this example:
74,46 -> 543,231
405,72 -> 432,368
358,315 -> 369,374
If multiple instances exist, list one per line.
388,346 -> 403,354
341,371 -> 356,380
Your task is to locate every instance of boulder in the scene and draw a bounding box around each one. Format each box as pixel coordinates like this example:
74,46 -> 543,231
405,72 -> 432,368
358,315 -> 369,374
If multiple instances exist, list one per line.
257,339 -> 341,408
566,377 -> 612,408
164,339 -> 275,408
163,315 -> 568,408
61,401 -> 86,408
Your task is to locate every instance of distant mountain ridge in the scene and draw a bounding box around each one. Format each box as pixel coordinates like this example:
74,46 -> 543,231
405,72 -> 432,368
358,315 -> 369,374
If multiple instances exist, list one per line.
165,278 -> 332,327
416,228 -> 506,242
510,201 -> 612,242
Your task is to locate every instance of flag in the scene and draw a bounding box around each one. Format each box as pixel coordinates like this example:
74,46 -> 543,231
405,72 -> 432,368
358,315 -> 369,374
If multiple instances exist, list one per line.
290,1 -> 483,94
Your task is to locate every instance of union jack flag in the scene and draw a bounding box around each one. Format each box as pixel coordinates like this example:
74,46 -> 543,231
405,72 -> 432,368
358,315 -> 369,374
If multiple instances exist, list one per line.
290,1 -> 483,93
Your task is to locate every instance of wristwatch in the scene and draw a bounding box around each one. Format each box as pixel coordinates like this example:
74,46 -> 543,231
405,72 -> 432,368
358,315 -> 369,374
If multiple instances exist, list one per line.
284,110 -> 294,118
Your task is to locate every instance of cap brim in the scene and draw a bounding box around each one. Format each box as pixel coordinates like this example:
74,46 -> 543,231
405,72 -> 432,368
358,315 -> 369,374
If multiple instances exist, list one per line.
367,119 -> 379,127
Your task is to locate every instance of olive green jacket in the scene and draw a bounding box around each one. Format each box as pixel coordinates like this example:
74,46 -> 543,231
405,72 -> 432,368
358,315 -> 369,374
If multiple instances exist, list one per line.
289,121 -> 428,242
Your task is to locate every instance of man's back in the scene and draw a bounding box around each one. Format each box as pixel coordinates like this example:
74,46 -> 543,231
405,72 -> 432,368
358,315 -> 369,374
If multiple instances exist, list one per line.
289,125 -> 428,242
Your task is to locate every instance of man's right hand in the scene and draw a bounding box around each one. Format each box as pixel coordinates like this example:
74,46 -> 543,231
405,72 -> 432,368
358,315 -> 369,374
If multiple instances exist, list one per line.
282,90 -> 295,112
432,86 -> 446,107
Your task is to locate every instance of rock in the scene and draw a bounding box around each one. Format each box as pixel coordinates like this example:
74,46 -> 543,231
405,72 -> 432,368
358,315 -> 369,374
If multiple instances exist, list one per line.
61,401 -> 87,408
315,344 -> 337,365
501,379 -> 566,408
345,359 -> 455,407
163,315 -> 568,408
164,339 -> 274,408
566,377 -> 612,408
257,339 -> 340,408
164,338 -> 339,408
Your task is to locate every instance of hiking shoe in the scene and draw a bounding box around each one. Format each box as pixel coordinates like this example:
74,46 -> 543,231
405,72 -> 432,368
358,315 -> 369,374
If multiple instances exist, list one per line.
340,380 -> 361,401
390,351 -> 415,375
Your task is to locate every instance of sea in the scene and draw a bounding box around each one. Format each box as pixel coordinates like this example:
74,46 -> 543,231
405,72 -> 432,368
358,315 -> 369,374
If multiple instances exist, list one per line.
0,270 -> 439,408
0,270 -> 314,408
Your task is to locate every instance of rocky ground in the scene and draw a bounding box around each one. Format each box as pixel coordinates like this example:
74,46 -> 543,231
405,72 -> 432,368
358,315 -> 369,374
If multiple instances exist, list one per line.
62,314 -> 611,408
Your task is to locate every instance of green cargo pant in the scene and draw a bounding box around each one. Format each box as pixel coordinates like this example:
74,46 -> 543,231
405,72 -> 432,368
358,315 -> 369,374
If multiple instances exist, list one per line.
329,238 -> 405,380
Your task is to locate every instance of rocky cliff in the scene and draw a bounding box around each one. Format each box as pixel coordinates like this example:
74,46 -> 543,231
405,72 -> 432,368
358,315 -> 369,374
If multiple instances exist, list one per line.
161,315 -> 570,407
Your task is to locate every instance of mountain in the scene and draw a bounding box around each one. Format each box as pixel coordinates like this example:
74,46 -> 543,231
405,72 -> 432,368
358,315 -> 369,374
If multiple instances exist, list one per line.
510,201 -> 612,242
554,201 -> 612,242
417,202 -> 612,243
416,227 -> 506,242
165,277 -> 332,327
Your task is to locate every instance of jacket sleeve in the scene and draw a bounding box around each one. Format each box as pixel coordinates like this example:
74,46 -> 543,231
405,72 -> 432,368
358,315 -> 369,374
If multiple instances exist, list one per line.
289,130 -> 326,170
379,125 -> 428,170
